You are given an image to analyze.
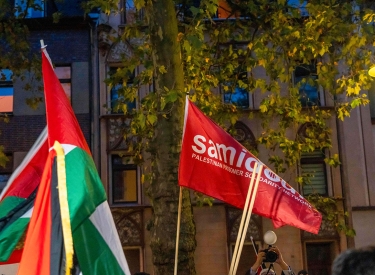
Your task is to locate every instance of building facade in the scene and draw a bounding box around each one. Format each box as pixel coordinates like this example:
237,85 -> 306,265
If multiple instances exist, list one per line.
1,1 -> 375,275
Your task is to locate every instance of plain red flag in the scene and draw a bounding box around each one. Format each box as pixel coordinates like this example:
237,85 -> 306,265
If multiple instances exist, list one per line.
178,98 -> 322,234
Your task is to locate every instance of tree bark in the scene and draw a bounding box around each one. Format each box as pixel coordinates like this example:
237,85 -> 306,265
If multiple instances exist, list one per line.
145,0 -> 196,274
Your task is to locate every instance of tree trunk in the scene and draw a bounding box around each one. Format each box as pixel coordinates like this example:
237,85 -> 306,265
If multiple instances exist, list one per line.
145,0 -> 197,274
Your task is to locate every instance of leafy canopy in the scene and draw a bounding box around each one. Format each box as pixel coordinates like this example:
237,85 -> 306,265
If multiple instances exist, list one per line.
90,0 -> 375,236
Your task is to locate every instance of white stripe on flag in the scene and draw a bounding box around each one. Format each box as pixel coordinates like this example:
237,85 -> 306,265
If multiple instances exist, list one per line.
20,207 -> 34,218
89,202 -> 131,275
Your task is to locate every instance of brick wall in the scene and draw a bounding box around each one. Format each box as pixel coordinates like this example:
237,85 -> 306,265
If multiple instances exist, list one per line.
0,114 -> 91,152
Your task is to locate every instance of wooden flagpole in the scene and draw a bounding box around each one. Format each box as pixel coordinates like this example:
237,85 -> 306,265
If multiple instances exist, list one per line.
228,162 -> 259,275
232,164 -> 263,275
174,186 -> 183,275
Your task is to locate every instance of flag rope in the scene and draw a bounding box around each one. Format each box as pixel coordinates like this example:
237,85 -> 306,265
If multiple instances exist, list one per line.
54,141 -> 74,275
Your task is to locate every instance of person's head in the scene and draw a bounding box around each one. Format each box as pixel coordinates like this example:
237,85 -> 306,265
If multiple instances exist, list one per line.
297,270 -> 308,275
331,245 -> 375,275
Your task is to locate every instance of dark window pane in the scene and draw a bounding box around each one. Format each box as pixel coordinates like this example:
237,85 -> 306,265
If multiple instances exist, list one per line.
306,242 -> 333,275
223,71 -> 250,109
14,0 -> 45,18
111,84 -> 137,113
109,68 -> 136,113
124,248 -> 141,275
301,151 -> 327,196
288,0 -> 308,16
0,174 -> 10,193
295,65 -> 320,107
224,86 -> 249,108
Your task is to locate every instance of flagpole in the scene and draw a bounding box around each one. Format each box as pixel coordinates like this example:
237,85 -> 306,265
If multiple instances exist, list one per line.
228,162 -> 258,275
232,164 -> 263,275
174,186 -> 183,275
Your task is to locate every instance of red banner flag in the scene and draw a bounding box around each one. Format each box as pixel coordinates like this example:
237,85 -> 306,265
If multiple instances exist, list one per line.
178,99 -> 322,234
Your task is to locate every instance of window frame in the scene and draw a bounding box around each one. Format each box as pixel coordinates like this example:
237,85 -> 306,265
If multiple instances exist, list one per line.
108,67 -> 137,114
14,0 -> 45,18
303,241 -> 337,275
0,69 -> 14,114
300,150 -> 328,196
123,246 -> 144,275
109,154 -> 141,206
222,70 -> 253,109
0,153 -> 13,193
55,65 -> 72,102
293,64 -> 325,107
121,0 -> 145,24
287,0 -> 309,17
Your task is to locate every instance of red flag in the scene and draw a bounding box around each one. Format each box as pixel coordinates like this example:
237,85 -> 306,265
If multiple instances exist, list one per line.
178,99 -> 322,234
0,127 -> 48,264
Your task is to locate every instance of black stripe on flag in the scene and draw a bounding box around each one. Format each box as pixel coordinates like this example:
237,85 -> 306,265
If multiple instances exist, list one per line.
50,156 -> 81,275
0,188 -> 37,231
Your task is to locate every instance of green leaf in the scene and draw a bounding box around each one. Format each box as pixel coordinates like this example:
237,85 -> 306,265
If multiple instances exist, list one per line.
147,114 -> 157,125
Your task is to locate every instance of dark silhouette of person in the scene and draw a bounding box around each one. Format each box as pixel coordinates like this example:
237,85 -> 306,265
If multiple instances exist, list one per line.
331,245 -> 375,275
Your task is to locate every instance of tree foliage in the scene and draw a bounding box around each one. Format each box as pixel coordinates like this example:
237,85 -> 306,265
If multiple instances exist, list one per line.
85,0 -> 375,273
2,0 -> 375,273
90,0 -> 374,223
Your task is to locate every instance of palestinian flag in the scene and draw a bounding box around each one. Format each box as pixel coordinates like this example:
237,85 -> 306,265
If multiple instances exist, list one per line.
17,46 -> 130,275
0,127 -> 48,264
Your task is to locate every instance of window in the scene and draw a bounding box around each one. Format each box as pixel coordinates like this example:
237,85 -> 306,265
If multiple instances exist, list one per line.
294,64 -> 322,107
223,71 -> 251,109
111,155 -> 139,204
0,69 -> 13,113
124,247 -> 143,275
300,150 -> 328,196
109,68 -> 137,113
122,0 -> 145,24
0,154 -> 13,193
55,66 -> 71,101
14,0 -> 44,18
305,242 -> 334,275
215,0 -> 236,19
288,0 -> 308,17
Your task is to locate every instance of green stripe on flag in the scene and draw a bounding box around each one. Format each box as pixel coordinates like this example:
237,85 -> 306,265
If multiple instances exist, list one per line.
62,146 -> 130,275
0,196 -> 27,219
64,147 -> 107,230
0,216 -> 29,261
0,196 -> 34,261
73,207 -> 128,275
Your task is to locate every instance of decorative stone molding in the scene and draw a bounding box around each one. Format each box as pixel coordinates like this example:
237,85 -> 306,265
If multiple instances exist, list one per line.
107,40 -> 133,63
302,218 -> 339,240
231,121 -> 257,152
111,208 -> 144,246
226,207 -> 262,243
